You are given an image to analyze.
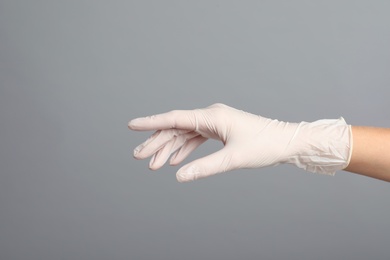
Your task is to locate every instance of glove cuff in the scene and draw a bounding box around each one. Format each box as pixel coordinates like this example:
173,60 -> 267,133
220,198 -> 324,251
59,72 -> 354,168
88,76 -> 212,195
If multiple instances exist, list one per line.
284,117 -> 353,175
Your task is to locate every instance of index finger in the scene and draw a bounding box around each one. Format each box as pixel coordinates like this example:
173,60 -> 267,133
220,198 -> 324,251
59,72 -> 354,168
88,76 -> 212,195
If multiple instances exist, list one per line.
128,109 -> 199,131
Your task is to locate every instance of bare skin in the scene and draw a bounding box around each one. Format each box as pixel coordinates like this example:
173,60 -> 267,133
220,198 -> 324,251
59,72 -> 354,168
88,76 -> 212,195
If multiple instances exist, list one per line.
344,126 -> 390,182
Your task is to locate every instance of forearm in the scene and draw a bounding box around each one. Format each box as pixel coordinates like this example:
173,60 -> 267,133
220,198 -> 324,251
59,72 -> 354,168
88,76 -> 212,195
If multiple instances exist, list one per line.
344,126 -> 390,182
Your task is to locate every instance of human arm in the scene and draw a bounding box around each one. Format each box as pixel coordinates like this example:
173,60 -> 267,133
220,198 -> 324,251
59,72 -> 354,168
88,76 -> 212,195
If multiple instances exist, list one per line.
344,126 -> 390,182
128,103 -> 389,183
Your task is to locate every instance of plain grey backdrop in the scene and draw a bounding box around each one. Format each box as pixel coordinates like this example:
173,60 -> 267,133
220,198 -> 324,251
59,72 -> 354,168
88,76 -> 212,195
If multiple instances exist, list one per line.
1,1 -> 389,259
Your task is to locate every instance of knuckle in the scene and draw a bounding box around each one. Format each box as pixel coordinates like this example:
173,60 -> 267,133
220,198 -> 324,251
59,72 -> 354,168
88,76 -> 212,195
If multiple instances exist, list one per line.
209,102 -> 227,108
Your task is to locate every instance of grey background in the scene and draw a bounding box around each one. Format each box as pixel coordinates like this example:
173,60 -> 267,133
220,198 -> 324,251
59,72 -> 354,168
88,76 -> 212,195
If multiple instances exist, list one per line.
1,0 -> 389,259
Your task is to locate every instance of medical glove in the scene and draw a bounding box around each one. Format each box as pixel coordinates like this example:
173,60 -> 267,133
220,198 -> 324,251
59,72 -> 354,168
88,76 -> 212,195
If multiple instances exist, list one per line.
128,103 -> 353,182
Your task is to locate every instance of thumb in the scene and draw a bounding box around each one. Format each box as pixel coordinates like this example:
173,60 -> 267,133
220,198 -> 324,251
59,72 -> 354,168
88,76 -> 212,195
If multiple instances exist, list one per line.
176,148 -> 234,183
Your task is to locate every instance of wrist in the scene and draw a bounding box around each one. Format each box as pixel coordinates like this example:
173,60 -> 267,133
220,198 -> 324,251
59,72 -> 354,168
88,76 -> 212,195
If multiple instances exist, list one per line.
283,118 -> 352,175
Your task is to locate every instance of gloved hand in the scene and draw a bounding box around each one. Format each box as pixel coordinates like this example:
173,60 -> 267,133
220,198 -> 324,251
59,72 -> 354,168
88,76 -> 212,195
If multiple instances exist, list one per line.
128,103 -> 352,182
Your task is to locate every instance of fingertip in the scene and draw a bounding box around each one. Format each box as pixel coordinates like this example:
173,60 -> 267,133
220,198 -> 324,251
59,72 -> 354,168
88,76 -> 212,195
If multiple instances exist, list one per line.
133,144 -> 143,158
128,118 -> 143,130
148,154 -> 160,171
176,173 -> 193,183
169,151 -> 179,165
149,163 -> 164,171
169,160 -> 179,166
149,165 -> 159,171
176,164 -> 201,182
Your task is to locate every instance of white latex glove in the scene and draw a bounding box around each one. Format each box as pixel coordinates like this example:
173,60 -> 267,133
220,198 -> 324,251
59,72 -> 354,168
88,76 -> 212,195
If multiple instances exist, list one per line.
128,103 -> 352,182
